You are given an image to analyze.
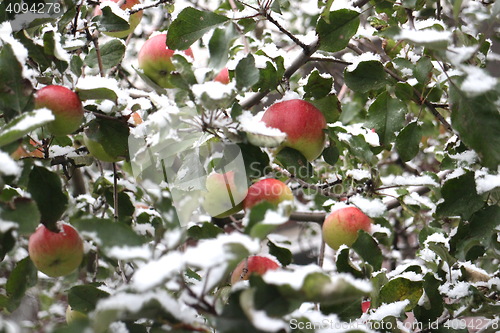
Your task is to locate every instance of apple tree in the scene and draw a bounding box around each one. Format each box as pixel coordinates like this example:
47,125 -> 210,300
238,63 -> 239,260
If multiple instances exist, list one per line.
0,0 -> 499,332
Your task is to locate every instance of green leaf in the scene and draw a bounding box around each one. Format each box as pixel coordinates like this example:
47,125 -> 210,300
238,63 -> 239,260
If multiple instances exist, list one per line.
344,60 -> 388,93
379,277 -> 423,311
72,218 -> 144,248
235,54 -> 260,89
6,257 -> 38,312
27,166 -> 68,229
188,222 -> 224,240
84,117 -> 129,160
245,202 -> 288,239
276,147 -> 314,181
366,91 -> 407,147
0,198 -> 40,235
96,6 -> 130,33
68,284 -> 110,313
238,143 -> 270,180
85,39 -> 126,69
414,273 -> 445,324
310,94 -> 342,124
76,87 -> 118,102
209,24 -> 238,70
0,229 -> 16,262
346,134 -> 374,163
304,70 -> 333,100
395,121 -> 423,161
336,247 -> 365,279
450,86 -> 500,169
166,7 -> 229,50
352,230 -> 383,271
267,240 -> 292,266
322,146 -> 339,165
317,9 -> 360,52
414,56 -> 433,84
436,171 -> 484,220
0,110 -> 54,147
0,43 -> 33,122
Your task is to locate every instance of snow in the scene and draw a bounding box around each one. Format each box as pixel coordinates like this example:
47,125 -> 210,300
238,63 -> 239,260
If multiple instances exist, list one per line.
475,168 -> 500,194
0,152 -> 21,177
192,81 -> 235,100
132,251 -> 184,292
424,232 -> 449,249
349,195 -> 386,218
107,245 -> 152,260
439,281 -> 471,298
344,52 -> 382,72
8,108 -> 55,133
0,23 -> 28,64
369,300 -> 409,321
263,264 -> 322,290
331,122 -> 380,147
346,169 -> 371,180
448,150 -> 478,166
395,29 -> 452,45
381,174 -> 439,187
238,111 -> 287,147
0,219 -> 18,233
460,66 -> 497,96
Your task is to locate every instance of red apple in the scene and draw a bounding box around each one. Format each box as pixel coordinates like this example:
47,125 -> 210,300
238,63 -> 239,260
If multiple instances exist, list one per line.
34,85 -> 84,137
94,0 -> 143,38
261,99 -> 327,161
138,34 -> 194,88
243,178 -> 293,210
28,223 -> 84,277
230,255 -> 280,284
361,300 -> 371,313
202,171 -> 248,218
214,67 -> 230,84
322,206 -> 372,250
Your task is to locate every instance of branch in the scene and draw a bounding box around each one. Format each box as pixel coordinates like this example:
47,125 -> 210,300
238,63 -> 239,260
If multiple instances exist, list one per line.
240,39 -> 320,109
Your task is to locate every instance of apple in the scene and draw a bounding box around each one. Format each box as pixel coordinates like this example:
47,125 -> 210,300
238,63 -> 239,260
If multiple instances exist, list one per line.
230,255 -> 280,284
94,0 -> 143,38
322,206 -> 372,250
201,171 -> 248,218
214,67 -> 230,84
243,178 -> 293,210
138,34 -> 194,88
66,305 -> 87,323
11,139 -> 44,160
28,223 -> 84,277
34,85 -> 84,137
361,300 -> 371,313
261,99 -> 327,161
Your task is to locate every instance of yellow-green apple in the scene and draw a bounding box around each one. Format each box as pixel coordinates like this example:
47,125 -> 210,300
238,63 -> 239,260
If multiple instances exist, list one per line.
261,99 -> 327,161
214,67 -> 230,84
94,0 -> 143,38
138,34 -> 194,88
243,178 -> 293,210
28,223 -> 84,277
322,206 -> 372,250
83,132 -> 124,163
231,255 -> 280,284
202,171 -> 248,218
66,305 -> 87,323
34,85 -> 84,136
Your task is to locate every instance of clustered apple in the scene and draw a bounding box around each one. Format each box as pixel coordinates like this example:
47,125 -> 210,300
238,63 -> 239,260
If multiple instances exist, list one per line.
243,178 -> 293,210
34,85 -> 84,137
261,99 -> 327,161
138,33 -> 194,88
322,206 -> 372,250
202,171 -> 248,218
28,223 -> 84,277
230,255 -> 280,284
94,0 -> 143,38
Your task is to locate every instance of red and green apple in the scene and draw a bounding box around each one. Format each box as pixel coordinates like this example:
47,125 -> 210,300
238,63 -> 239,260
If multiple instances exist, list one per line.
138,34 -> 194,88
230,255 -> 280,284
261,99 -> 327,161
28,223 -> 84,277
243,178 -> 293,210
34,85 -> 84,137
202,171 -> 248,218
322,206 -> 372,250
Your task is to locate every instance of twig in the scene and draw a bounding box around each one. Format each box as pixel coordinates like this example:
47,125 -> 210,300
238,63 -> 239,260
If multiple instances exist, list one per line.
308,57 -> 352,65
113,163 -> 119,221
264,11 -> 308,51
129,0 -> 174,14
85,25 -> 105,77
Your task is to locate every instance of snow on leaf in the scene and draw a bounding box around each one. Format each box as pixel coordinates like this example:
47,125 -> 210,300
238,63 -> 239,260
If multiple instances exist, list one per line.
475,167 -> 500,194
132,251 -> 184,292
0,152 -> 20,177
350,195 -> 386,218
460,66 -> 497,97
369,300 -> 410,321
238,111 -> 287,148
